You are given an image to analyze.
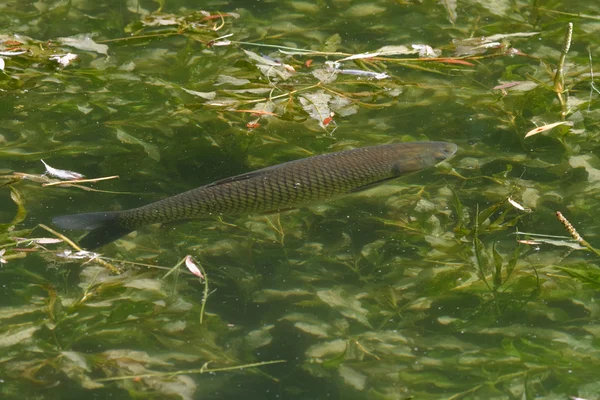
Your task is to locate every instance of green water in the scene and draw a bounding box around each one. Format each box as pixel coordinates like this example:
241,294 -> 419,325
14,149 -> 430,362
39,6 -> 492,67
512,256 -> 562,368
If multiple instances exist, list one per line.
1,0 -> 600,399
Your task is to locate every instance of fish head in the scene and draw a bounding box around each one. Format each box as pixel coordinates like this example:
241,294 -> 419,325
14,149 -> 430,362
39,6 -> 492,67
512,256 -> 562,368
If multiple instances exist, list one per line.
428,141 -> 458,163
392,141 -> 458,174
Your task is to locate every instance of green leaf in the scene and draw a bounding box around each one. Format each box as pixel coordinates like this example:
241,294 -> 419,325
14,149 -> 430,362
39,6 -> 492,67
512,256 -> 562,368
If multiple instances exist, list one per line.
306,339 -> 347,358
0,325 -> 40,348
338,364 -> 366,390
316,288 -> 372,327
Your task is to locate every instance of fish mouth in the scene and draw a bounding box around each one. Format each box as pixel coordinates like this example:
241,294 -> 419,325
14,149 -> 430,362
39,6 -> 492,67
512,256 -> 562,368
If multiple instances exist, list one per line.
441,142 -> 458,160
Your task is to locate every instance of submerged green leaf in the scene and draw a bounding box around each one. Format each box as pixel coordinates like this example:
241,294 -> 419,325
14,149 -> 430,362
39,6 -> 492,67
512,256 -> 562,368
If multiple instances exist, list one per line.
336,364 -> 366,391
115,128 -> 161,161
306,339 -> 347,358
316,288 -> 371,328
0,325 -> 40,348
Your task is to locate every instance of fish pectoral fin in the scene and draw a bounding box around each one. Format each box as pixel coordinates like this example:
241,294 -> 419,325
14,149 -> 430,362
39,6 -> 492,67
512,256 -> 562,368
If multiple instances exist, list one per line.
347,176 -> 397,193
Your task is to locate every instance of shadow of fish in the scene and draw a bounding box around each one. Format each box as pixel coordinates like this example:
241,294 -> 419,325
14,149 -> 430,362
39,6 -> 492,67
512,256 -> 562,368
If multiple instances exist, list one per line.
53,142 -> 457,249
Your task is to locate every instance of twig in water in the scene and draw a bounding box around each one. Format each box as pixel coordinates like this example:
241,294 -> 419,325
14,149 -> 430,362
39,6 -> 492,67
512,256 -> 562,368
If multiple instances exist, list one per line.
163,255 -> 211,324
38,224 -> 120,273
588,47 -> 600,111
94,359 -> 287,382
42,175 -> 119,187
553,22 -> 573,120
38,224 -> 82,252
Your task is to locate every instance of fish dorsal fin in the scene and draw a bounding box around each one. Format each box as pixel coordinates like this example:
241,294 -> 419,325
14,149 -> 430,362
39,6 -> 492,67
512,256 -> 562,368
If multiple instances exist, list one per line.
207,160 -> 298,187
347,176 -> 398,193
208,170 -> 265,187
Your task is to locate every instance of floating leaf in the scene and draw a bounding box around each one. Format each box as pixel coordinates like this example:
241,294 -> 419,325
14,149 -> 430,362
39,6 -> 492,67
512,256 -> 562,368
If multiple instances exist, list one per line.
337,45 -> 415,62
299,91 -> 332,128
242,49 -> 294,80
57,34 -> 108,55
524,121 -> 571,138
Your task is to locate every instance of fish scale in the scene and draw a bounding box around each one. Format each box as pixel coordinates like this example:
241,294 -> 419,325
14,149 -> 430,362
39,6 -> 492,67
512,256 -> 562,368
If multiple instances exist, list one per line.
53,141 -> 457,249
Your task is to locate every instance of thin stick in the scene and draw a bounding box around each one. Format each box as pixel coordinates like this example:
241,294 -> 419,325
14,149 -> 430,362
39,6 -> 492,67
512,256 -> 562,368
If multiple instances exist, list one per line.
161,256 -> 210,323
198,261 -> 209,324
38,224 -> 120,273
553,23 -> 573,120
42,175 -> 119,187
162,257 -> 187,279
209,83 -> 321,107
588,47 -> 600,111
38,224 -> 82,251
97,32 -> 181,43
233,40 -> 347,55
94,359 -> 287,382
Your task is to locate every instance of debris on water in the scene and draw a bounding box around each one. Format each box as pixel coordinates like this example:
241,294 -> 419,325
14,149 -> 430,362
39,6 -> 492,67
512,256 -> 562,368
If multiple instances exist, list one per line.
185,255 -> 204,279
338,69 -> 389,79
412,44 -> 441,58
56,249 -> 100,262
13,237 -> 63,246
40,160 -> 85,180
49,53 -> 78,67
524,121 -> 571,138
324,61 -> 389,80
507,197 -> 530,212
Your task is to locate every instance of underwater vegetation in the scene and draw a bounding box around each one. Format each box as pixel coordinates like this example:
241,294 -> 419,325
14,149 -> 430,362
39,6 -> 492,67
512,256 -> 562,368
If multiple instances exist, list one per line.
1,0 -> 600,399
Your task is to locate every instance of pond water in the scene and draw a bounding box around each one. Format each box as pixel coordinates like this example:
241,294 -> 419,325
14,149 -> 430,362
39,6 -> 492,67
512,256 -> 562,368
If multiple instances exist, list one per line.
1,0 -> 600,399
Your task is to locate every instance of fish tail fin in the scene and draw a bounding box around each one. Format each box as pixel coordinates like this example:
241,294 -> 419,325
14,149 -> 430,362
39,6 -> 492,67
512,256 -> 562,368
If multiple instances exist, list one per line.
52,211 -> 134,250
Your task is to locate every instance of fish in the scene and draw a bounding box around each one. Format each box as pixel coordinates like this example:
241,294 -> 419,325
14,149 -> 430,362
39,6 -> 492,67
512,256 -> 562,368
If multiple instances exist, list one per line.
52,141 -> 457,249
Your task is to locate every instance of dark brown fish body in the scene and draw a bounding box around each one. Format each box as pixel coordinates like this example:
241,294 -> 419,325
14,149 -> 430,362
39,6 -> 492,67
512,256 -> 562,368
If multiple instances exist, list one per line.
53,142 -> 457,248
